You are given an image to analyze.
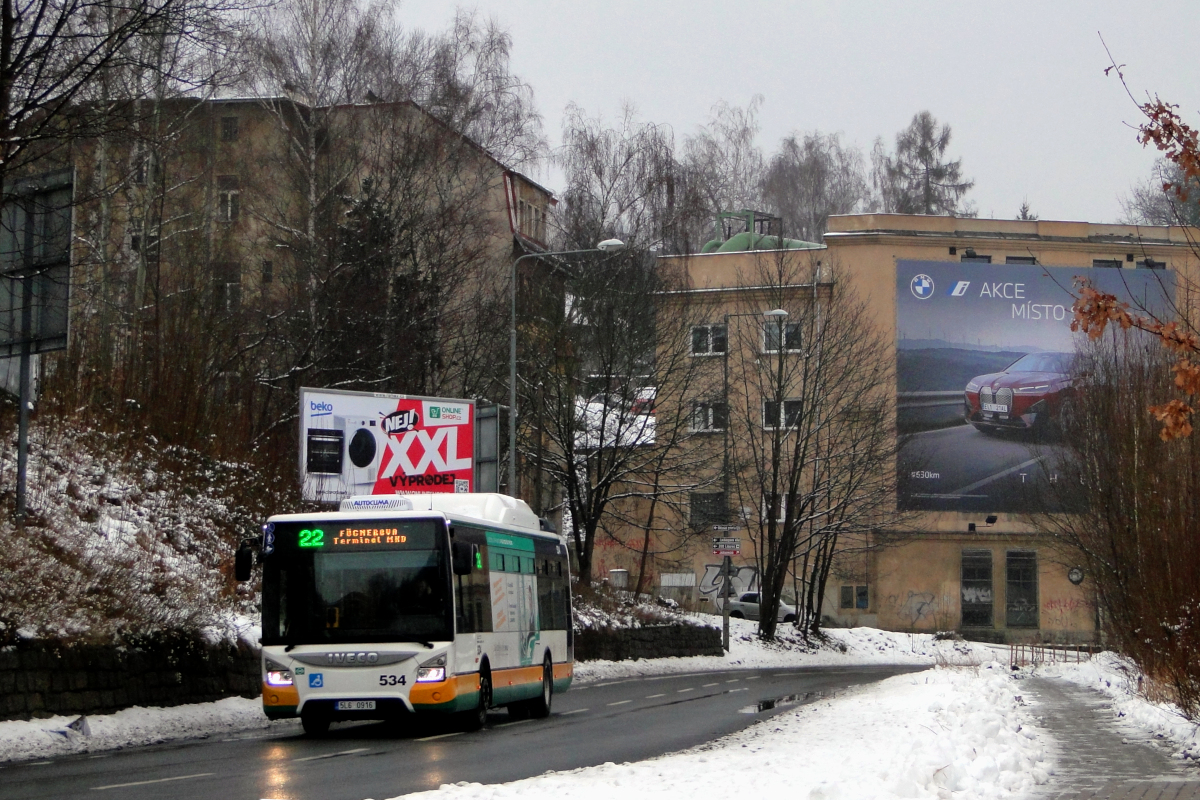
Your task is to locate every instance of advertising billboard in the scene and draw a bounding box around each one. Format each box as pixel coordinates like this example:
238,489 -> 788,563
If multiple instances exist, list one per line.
300,388 -> 475,503
895,259 -> 1172,513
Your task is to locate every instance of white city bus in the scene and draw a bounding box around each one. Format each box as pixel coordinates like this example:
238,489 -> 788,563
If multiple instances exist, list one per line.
238,493 -> 573,735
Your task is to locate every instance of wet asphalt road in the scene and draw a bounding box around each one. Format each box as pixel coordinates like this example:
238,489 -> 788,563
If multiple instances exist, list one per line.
0,664 -> 925,800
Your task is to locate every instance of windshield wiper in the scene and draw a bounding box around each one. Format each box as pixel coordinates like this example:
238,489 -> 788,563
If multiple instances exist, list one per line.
417,640 -> 434,649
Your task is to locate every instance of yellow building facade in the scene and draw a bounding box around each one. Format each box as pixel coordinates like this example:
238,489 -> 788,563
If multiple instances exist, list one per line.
602,213 -> 1197,643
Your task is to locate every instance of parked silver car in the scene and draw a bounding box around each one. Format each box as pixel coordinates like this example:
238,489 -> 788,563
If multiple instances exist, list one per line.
726,592 -> 797,623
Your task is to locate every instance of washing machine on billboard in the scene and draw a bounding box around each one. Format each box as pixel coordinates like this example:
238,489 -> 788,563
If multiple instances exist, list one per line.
337,415 -> 386,493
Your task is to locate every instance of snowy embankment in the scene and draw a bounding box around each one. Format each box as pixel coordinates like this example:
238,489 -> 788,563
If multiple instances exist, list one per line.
576,615 -> 1002,681
0,697 -> 296,763
1031,652 -> 1200,763
391,664 -> 1049,800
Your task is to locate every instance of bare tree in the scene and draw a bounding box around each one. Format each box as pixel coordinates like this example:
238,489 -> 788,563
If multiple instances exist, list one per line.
682,97 -> 765,223
1121,158 -> 1200,227
871,111 -> 974,216
724,251 -> 898,640
761,131 -> 869,241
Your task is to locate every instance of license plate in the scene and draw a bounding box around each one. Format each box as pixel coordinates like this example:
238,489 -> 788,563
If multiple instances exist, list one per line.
981,402 -> 1008,413
335,700 -> 376,711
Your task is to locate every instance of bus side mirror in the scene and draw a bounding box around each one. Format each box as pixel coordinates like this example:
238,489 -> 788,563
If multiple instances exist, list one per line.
235,542 -> 255,582
451,541 -> 476,576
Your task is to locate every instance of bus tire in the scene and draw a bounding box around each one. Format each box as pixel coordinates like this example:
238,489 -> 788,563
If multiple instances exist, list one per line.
527,657 -> 553,719
301,706 -> 331,737
460,663 -> 491,732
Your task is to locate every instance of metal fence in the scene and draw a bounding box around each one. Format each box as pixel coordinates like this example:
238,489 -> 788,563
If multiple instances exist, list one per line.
1009,642 -> 1098,668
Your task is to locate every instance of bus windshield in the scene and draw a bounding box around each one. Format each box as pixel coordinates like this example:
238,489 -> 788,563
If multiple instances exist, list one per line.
261,519 -> 453,646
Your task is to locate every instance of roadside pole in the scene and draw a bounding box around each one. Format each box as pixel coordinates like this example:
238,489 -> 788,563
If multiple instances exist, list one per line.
711,531 -> 741,653
722,555 -> 731,651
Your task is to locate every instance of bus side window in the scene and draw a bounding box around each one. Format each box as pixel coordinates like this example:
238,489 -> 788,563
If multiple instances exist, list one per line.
454,527 -> 492,634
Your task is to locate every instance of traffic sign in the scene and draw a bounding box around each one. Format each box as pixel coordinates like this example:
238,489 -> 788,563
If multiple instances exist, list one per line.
711,524 -> 742,531
712,537 -> 740,556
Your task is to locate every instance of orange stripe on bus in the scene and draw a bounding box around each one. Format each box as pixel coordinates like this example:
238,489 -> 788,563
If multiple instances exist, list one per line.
410,673 -> 478,706
262,683 -> 299,707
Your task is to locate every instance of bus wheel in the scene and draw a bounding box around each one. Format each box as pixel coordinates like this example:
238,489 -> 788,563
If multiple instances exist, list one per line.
527,657 -> 553,719
301,707 -> 331,737
460,665 -> 491,732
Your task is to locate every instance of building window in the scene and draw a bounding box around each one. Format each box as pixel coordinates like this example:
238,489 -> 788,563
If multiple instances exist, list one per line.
1005,256 -> 1037,265
261,260 -> 273,285
689,492 -> 726,529
840,585 -> 869,610
1005,550 -> 1039,628
213,262 -> 241,312
762,321 -> 801,352
220,116 -> 239,142
961,253 -> 992,263
961,549 -> 994,627
1136,258 -> 1166,270
132,145 -> 153,186
762,492 -> 786,523
691,324 -> 727,355
763,399 -> 803,429
129,221 -> 159,260
217,175 -> 240,222
690,400 -> 728,432
1092,259 -> 1122,269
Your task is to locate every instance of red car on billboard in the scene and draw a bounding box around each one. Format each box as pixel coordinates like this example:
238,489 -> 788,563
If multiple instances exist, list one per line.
964,351 -> 1074,435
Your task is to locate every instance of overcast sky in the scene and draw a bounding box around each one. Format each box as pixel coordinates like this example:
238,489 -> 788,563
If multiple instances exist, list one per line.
398,1 -> 1197,225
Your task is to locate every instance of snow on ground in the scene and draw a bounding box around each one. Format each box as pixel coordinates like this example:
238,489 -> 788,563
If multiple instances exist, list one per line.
576,617 -> 1005,682
388,664 -> 1050,800
0,697 -> 297,763
1030,652 -> 1200,763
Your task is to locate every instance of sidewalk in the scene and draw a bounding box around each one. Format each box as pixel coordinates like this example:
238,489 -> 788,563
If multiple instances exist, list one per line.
1026,676 -> 1200,799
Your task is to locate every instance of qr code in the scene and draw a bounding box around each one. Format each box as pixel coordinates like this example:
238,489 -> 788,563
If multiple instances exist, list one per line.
455,479 -> 470,493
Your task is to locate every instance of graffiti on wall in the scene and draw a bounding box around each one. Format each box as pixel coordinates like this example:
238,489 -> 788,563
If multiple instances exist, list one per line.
885,591 -> 941,628
698,563 -> 759,609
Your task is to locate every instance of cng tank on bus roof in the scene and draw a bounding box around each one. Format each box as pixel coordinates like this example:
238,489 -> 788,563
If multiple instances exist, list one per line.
338,493 -> 541,532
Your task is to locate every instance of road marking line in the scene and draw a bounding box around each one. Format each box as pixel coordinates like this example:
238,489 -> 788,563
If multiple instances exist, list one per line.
745,676 -> 761,680
28,761 -> 52,766
729,687 -> 748,692
677,688 -> 694,693
505,719 -> 534,726
646,693 -> 665,699
560,708 -> 588,715
416,732 -> 465,742
725,679 -> 740,683
702,683 -> 719,687
91,773 -> 214,791
293,747 -> 370,762
607,700 -> 631,706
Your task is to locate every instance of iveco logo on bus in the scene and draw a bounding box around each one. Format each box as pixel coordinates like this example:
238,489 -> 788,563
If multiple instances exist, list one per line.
327,652 -> 379,665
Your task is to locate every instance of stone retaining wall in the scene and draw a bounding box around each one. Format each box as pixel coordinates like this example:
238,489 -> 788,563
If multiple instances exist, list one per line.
0,634 -> 260,722
574,624 -> 723,661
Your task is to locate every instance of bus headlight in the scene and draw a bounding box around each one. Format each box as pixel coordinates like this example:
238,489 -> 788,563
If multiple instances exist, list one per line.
265,658 -> 293,687
416,654 -> 446,683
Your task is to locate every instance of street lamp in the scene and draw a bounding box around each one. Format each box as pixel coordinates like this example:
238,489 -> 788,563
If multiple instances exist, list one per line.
509,238 -> 625,498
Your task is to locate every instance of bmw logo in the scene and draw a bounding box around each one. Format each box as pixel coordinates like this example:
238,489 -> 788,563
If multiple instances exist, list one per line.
910,274 -> 935,299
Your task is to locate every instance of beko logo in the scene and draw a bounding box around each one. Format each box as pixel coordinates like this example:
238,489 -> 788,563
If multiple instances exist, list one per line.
948,281 -> 971,297
326,652 -> 379,665
309,400 -> 333,415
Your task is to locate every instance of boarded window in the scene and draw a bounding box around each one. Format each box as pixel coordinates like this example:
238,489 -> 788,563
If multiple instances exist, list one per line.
689,492 -> 726,529
961,549 -> 994,627
1006,550 -> 1039,628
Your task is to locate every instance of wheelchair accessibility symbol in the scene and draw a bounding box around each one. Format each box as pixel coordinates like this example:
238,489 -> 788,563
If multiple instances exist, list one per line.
309,673 -> 324,688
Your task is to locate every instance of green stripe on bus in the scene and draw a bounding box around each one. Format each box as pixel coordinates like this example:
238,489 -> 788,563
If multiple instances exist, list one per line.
485,531 -> 535,551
